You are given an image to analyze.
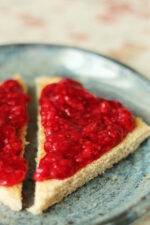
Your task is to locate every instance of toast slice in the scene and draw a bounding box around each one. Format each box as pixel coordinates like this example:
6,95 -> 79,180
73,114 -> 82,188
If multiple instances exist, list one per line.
29,76 -> 150,214
0,76 -> 29,211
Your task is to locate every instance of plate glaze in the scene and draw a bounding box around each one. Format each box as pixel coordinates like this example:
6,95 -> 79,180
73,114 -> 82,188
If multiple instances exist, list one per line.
0,44 -> 150,225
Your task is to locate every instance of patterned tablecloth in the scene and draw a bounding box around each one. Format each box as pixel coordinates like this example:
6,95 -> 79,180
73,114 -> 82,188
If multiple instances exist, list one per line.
0,0 -> 150,224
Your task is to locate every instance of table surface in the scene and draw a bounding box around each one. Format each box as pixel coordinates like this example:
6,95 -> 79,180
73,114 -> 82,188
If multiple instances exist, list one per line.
0,0 -> 150,224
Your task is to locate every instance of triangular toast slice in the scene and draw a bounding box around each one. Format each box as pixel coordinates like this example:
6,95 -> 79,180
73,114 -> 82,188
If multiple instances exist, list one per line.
29,76 -> 150,214
0,76 -> 29,211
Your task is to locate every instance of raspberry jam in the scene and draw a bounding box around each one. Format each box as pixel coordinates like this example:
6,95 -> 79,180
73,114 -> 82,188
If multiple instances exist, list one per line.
0,79 -> 30,186
34,78 -> 135,181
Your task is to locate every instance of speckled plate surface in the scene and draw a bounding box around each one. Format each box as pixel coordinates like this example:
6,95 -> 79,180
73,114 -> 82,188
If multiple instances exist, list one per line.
0,44 -> 150,225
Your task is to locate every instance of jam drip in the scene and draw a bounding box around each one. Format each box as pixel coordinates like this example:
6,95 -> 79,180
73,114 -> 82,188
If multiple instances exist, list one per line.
34,78 -> 135,181
0,79 -> 30,186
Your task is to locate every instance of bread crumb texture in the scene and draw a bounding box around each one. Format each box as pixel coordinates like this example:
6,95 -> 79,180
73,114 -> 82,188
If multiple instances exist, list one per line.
0,76 -> 28,211
29,76 -> 150,214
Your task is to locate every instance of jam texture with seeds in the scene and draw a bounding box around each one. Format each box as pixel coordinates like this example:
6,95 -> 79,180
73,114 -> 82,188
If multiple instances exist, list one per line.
0,79 -> 30,186
34,78 -> 135,181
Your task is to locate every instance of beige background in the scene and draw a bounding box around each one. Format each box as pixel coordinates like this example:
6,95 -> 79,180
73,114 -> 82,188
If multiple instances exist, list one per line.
0,0 -> 150,224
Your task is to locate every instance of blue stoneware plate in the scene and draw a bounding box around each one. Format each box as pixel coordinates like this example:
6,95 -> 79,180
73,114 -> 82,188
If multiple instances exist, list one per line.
0,44 -> 150,225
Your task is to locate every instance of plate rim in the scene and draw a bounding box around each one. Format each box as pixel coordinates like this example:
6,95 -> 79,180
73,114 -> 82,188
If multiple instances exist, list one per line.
0,43 -> 150,225
0,43 -> 150,86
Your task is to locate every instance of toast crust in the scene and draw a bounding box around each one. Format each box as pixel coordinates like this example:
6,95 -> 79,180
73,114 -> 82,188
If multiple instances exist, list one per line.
0,76 -> 28,211
29,76 -> 150,214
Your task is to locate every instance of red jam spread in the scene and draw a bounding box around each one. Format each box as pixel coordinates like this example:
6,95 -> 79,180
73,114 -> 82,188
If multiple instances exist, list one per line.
0,79 -> 30,186
34,78 -> 135,181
